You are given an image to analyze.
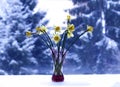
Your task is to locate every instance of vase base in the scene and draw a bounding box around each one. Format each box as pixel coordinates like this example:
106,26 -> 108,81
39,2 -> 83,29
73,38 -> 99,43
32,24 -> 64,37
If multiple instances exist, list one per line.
52,74 -> 64,82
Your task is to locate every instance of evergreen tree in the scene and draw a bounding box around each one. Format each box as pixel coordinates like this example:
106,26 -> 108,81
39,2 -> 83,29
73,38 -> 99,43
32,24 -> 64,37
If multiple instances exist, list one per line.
0,0 -> 49,75
68,0 -> 120,74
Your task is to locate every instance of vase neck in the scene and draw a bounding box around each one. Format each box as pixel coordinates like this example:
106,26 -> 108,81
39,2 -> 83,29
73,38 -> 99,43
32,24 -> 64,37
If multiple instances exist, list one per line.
53,64 -> 63,75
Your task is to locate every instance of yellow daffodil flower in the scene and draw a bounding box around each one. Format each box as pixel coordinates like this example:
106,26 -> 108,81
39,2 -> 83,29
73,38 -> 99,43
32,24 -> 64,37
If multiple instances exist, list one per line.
36,26 -> 41,31
26,31 -> 32,37
36,26 -> 42,34
68,24 -> 75,32
54,26 -> 61,32
87,25 -> 93,32
53,34 -> 61,44
67,15 -> 71,21
67,31 -> 74,38
41,25 -> 47,32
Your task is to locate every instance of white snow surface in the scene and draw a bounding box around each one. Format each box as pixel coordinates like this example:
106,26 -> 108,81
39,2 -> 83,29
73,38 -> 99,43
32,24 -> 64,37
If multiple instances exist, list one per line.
0,75 -> 120,87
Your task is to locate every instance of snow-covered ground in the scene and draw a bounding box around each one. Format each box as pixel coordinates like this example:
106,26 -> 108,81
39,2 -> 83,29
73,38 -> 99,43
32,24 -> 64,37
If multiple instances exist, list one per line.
0,75 -> 120,87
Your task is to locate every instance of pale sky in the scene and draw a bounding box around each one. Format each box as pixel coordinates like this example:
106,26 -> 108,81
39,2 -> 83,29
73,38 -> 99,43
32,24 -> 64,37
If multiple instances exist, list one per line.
33,0 -> 73,27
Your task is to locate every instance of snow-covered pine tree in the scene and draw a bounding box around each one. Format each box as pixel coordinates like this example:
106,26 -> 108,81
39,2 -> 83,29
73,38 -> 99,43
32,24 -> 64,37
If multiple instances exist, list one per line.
67,0 -> 120,74
0,0 -> 50,75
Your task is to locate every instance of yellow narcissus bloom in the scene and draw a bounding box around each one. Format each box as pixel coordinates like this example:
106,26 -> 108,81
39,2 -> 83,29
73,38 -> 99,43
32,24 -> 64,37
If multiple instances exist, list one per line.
67,15 -> 71,21
26,31 -> 32,37
36,26 -> 41,31
36,26 -> 42,34
68,24 -> 75,32
87,25 -> 93,32
54,26 -> 61,32
53,34 -> 61,44
41,25 -> 47,32
67,31 -> 74,38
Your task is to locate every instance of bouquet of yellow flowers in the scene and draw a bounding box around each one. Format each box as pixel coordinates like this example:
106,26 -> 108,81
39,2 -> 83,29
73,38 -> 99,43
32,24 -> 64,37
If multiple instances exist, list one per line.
26,15 -> 93,82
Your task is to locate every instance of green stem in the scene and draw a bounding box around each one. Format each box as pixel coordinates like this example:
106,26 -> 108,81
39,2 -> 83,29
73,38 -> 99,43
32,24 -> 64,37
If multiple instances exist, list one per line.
60,30 -> 88,66
38,35 -> 50,49
57,42 -> 60,63
56,30 -> 66,65
54,63 -> 62,74
64,30 -> 88,55
38,35 -> 55,63
60,53 -> 66,67
39,30 -> 56,63
40,30 -> 53,49
61,30 -> 67,55
61,21 -> 70,56
44,31 -> 54,47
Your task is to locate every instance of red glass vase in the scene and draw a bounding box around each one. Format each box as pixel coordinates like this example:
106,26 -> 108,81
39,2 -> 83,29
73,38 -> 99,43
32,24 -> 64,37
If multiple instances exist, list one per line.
52,65 -> 64,82
52,73 -> 64,82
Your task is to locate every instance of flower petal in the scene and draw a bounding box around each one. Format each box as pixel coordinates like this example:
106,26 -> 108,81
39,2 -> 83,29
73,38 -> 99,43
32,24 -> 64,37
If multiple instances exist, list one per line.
53,34 -> 61,44
54,26 -> 61,32
67,31 -> 74,38
68,24 -> 75,32
26,31 -> 32,37
87,25 -> 93,32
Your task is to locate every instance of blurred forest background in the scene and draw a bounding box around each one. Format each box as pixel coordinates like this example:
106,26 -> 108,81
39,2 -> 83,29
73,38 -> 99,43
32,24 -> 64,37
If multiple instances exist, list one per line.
0,0 -> 120,75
